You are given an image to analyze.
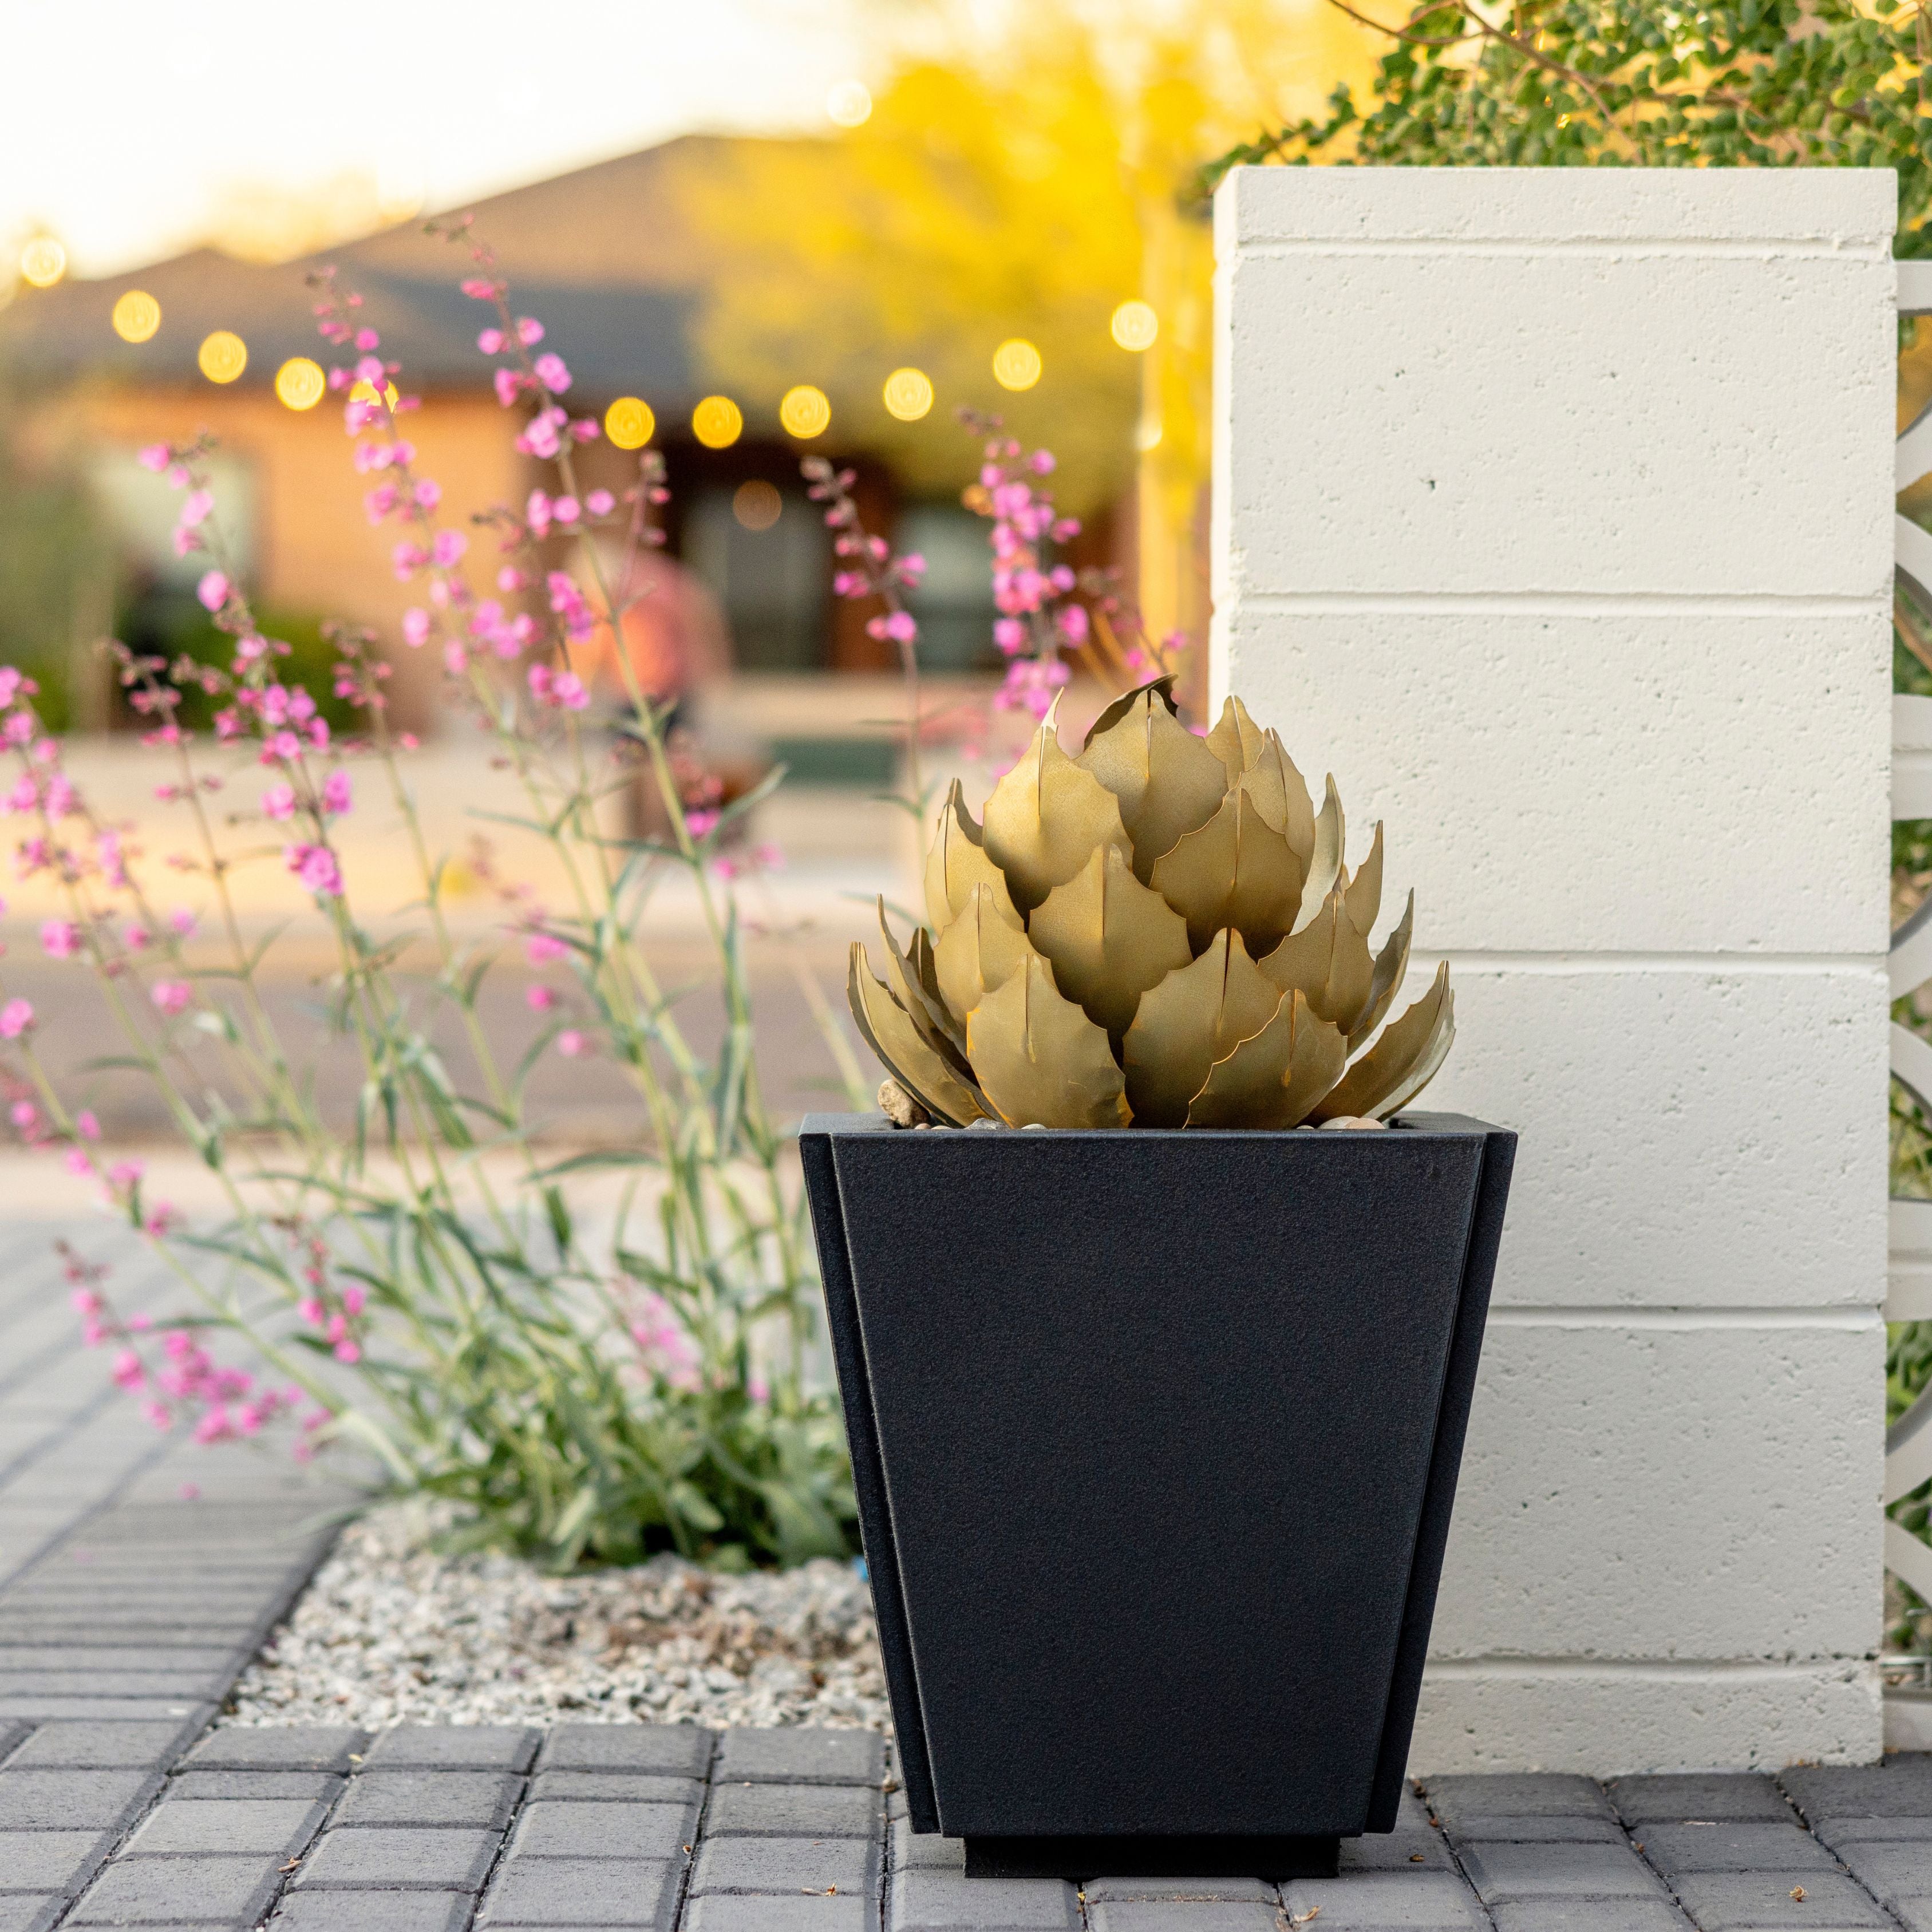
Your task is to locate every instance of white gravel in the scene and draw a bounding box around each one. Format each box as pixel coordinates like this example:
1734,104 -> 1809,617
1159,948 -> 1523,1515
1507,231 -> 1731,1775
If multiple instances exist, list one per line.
224,1503 -> 890,1731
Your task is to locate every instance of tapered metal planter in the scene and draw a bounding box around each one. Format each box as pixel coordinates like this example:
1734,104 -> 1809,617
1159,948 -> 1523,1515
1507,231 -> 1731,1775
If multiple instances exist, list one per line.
799,1110 -> 1515,1879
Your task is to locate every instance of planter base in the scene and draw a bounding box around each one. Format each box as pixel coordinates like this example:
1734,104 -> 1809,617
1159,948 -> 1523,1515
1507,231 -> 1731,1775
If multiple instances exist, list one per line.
962,1835 -> 1341,1880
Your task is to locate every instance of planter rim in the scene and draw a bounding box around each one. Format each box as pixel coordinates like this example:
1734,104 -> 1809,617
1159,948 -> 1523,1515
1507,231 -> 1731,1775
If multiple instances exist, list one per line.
798,1107 -> 1508,1139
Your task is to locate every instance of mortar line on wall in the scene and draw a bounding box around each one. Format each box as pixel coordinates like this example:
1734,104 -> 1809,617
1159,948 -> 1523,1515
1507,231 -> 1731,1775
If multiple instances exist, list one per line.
1235,239 -> 1893,261
1486,1306 -> 1882,1330
1234,592 -> 1886,617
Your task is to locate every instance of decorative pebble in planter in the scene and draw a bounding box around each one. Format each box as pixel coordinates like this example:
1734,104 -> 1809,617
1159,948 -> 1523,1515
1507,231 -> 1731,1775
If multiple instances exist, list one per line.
803,681 -> 1515,1875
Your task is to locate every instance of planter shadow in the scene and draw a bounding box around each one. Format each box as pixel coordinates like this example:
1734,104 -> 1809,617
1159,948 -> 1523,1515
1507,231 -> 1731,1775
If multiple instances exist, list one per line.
801,1110 -> 1515,1878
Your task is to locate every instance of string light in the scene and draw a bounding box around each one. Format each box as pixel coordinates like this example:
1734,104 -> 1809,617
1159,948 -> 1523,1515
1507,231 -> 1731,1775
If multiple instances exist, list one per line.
733,480 -> 783,531
606,397 -> 655,449
992,338 -> 1042,392
19,238 -> 66,288
1111,301 -> 1159,352
779,385 -> 831,439
197,331 -> 248,384
827,80 -> 872,127
112,290 -> 161,343
882,368 -> 934,421
692,396 -> 744,449
275,358 -> 326,410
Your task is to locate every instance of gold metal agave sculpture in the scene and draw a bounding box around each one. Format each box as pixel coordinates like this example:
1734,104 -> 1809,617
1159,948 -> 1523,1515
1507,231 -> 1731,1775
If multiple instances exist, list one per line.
848,678 -> 1453,1131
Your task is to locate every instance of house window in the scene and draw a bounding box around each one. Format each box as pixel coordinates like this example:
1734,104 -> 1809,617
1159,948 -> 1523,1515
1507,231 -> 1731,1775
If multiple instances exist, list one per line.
89,447 -> 256,590
682,481 -> 828,671
899,503 -> 997,672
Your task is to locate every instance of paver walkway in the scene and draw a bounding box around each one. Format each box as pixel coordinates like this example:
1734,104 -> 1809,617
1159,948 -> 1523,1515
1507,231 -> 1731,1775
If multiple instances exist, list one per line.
4,1221 -> 1932,1929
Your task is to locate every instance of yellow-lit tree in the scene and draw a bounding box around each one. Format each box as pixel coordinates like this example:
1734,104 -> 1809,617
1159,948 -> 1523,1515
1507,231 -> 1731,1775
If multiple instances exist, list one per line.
669,1 -> 1374,657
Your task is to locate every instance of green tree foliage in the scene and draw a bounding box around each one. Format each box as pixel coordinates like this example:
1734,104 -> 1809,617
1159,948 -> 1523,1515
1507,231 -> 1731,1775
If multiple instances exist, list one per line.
1211,1 -> 1932,251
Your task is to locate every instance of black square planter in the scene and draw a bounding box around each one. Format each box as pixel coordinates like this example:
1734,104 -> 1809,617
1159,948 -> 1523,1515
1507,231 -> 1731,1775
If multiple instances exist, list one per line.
799,1111 -> 1515,1876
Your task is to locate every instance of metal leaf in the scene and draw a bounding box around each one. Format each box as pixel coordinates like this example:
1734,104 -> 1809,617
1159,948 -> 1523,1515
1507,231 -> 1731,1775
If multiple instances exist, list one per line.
967,951 -> 1131,1129
1204,694 -> 1265,786
1122,929 -> 1283,1128
1028,843 -> 1195,1037
1347,889 -> 1413,1054
1259,884 -> 1375,1032
1187,988 -> 1348,1129
1294,775 -> 1345,932
1078,684 -> 1230,878
848,943 -> 990,1127
1084,674 -> 1177,746
908,925 -> 964,1052
924,781 -> 1018,931
1310,961 -> 1453,1123
1236,730 -> 1316,860
1148,787 -> 1306,958
934,883 -> 1030,1029
877,899 -> 972,1074
1344,821 -> 1384,936
982,712 -> 1132,915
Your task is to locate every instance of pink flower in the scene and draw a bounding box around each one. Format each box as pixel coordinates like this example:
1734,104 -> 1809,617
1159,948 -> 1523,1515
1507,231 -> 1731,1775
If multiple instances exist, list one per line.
288,844 -> 343,898
124,924 -> 150,950
333,1339 -> 361,1364
1057,603 -> 1091,645
684,808 -> 720,839
111,1349 -> 144,1390
493,368 -> 522,409
864,610 -> 918,646
516,317 -> 544,345
401,608 -> 430,648
585,489 -> 614,517
413,479 -> 441,511
477,327 -> 505,354
76,1110 -> 100,1140
179,488 -> 214,528
11,1101 -> 38,1133
261,783 -> 296,821
551,496 -> 579,526
321,771 -> 352,816
993,618 -> 1026,654
151,980 -> 191,1017
39,920 -> 80,959
196,570 -> 230,611
137,443 -> 171,473
556,1030 -> 587,1058
526,985 -> 558,1012
533,352 -> 571,393
342,1284 -> 366,1315
108,1159 -> 144,1187
524,933 -> 569,965
64,1148 -> 90,1176
0,998 -> 33,1038
169,908 -> 195,936
430,530 -> 467,567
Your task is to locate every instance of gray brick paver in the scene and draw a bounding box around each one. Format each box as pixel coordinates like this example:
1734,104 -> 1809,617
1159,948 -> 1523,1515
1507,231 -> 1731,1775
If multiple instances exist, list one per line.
1082,1878 -> 1277,1901
685,1899 -> 877,1932
1084,1907 -> 1281,1932
1831,1838 -> 1932,1909
690,1834 -> 881,1896
0,1828 -> 110,1894
290,1826 -> 502,1891
0,1767 -> 155,1830
334,1769 -> 526,1831
68,1852 -> 286,1926
1489,1904 -> 1691,1932
1423,1776 -> 1615,1828
1637,1820 -> 1838,1875
477,1854 -> 678,1927
167,1770 -> 346,1802
1279,1872 -> 1488,1930
3,1718 -> 203,1768
713,1730 -> 883,1788
365,1726 -> 539,1772
272,1893 -> 476,1932
886,1868 -> 1081,1931
534,1773 -> 705,1804
1780,1763 -> 1932,1822
507,1797 -> 699,1860
0,1899 -> 59,1932
122,1795 -> 331,1856
1439,1815 -> 1626,1843
1340,1832 -> 1453,1870
1609,1775 -> 1799,1827
181,1726 -> 369,1774
707,1784 -> 883,1839
1457,1840 -> 1669,1903
1669,1870 -> 1894,1930
535,1726 -> 712,1777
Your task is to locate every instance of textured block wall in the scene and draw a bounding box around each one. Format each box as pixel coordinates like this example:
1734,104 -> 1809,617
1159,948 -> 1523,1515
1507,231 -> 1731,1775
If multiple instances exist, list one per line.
1213,167 -> 1895,1771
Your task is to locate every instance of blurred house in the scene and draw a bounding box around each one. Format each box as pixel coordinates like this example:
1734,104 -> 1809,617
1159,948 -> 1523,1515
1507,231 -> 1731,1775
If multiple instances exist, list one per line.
0,137 -> 1115,771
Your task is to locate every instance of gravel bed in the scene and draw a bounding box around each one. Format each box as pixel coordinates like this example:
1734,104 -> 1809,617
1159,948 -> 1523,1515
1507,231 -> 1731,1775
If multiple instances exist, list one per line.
224,1503 -> 890,1730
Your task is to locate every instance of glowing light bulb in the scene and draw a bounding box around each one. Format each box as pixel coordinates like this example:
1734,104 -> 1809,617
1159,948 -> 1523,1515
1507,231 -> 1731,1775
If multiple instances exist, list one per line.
882,368 -> 933,422
197,331 -> 248,384
606,397 -> 655,449
1134,413 -> 1163,453
275,357 -> 326,411
112,290 -> 161,343
992,338 -> 1042,392
779,385 -> 831,439
19,238 -> 66,288
692,396 -> 744,450
1111,300 -> 1159,352
827,80 -> 872,127
733,480 -> 783,531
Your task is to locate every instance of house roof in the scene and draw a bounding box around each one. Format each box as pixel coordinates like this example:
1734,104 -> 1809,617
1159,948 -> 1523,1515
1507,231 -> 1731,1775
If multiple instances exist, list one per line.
0,134 -> 815,406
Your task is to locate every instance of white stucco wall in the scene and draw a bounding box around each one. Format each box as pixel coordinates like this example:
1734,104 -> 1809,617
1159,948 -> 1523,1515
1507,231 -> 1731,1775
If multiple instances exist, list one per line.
1213,167 -> 1895,1772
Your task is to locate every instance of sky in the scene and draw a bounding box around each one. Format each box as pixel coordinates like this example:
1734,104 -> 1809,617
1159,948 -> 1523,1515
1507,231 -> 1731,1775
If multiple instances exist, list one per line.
1,0 -> 867,277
